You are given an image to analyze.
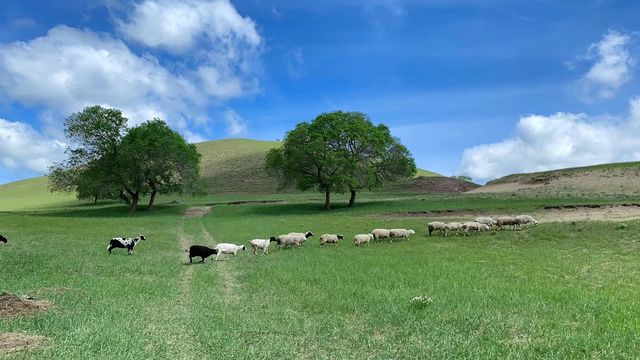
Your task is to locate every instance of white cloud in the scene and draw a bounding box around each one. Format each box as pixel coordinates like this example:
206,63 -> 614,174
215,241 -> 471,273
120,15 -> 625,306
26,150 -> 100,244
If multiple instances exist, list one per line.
459,97 -> 640,181
0,118 -> 66,173
221,109 -> 247,136
116,0 -> 261,53
285,48 -> 305,80
579,30 -> 635,101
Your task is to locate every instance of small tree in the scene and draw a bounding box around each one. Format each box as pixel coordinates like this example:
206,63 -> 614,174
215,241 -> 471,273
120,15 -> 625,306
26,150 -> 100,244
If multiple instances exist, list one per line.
452,175 -> 473,183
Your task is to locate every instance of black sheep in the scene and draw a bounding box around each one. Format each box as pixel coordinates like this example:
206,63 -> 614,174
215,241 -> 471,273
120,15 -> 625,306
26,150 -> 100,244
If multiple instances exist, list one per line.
0,234 -> 7,243
187,245 -> 218,263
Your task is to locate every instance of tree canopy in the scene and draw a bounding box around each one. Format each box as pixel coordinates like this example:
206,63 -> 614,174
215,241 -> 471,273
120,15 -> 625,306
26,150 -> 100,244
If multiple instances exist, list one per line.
266,111 -> 416,209
49,106 -> 201,212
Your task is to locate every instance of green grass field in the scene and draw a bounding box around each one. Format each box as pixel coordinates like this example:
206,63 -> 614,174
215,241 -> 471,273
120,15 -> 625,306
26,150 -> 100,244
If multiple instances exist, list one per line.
2,191 -> 640,358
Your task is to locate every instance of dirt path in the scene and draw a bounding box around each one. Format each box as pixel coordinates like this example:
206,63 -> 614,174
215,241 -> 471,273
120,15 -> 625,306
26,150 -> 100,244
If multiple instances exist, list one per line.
196,220 -> 240,305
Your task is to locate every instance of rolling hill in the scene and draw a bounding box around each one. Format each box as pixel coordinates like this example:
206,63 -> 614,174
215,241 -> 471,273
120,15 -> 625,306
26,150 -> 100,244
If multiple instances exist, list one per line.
0,138 -> 461,208
470,161 -> 640,197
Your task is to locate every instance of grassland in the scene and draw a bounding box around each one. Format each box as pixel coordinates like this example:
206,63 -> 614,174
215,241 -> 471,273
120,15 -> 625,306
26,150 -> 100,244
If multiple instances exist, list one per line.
2,190 -> 640,358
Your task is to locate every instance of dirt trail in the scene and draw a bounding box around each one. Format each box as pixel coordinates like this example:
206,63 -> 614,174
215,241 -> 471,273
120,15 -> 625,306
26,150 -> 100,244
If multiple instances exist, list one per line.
197,220 -> 240,305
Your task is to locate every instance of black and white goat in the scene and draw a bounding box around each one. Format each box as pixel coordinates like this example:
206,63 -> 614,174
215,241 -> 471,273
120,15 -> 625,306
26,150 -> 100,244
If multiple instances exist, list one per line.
107,235 -> 146,255
186,245 -> 218,263
0,234 -> 7,244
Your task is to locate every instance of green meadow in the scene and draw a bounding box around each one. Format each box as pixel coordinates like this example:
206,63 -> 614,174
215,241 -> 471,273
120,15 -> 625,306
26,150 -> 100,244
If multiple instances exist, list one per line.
2,189 -> 640,358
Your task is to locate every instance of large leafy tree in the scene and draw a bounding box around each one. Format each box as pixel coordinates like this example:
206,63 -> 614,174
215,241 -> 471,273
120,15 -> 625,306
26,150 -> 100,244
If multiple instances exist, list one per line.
266,111 -> 416,209
119,119 -> 201,211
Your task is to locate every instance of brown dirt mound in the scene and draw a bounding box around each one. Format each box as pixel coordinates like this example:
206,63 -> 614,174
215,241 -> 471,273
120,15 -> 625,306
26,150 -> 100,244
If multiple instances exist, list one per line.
0,292 -> 51,319
387,176 -> 480,193
0,332 -> 46,354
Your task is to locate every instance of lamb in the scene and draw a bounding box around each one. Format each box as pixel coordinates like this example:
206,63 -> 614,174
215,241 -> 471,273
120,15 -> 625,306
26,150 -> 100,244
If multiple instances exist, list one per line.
427,222 -> 446,236
319,234 -> 344,246
187,245 -> 218,263
475,216 -> 497,228
249,237 -> 277,255
213,243 -> 246,260
287,231 -> 314,245
107,235 -> 146,255
389,229 -> 416,239
444,222 -> 463,237
515,215 -> 538,228
0,234 -> 7,244
353,234 -> 374,246
372,229 -> 390,240
496,216 -> 517,230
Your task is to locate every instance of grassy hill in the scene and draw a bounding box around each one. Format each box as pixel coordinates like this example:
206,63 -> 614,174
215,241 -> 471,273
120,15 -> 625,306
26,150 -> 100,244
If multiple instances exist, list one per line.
471,161 -> 640,198
0,138 -> 446,209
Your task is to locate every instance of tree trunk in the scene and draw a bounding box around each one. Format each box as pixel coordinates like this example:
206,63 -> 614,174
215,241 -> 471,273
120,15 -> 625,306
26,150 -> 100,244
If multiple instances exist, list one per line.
93,195 -> 98,205
147,190 -> 157,211
324,189 -> 331,210
348,189 -> 357,208
129,192 -> 139,213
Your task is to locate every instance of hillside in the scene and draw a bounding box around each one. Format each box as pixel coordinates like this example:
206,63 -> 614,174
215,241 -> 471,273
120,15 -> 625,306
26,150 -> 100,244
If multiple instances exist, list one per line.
470,161 -> 640,197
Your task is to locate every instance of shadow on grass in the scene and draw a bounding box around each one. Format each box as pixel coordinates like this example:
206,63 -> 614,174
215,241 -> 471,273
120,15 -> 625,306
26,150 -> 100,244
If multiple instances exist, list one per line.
9,203 -> 185,218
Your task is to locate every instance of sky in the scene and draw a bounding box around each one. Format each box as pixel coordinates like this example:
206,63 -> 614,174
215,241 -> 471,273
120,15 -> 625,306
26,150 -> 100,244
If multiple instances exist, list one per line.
0,0 -> 639,185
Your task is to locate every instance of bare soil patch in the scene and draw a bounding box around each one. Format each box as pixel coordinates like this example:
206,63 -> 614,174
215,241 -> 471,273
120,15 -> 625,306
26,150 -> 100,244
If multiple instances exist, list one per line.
388,176 -> 480,193
0,332 -> 46,354
378,204 -> 640,223
206,199 -> 284,206
183,206 -> 212,218
0,292 -> 51,319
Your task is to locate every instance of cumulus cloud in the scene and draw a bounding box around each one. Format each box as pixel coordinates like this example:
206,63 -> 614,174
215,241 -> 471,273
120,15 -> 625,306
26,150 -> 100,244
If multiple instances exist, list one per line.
459,97 -> 640,181
221,109 -> 247,136
0,118 -> 66,173
116,0 -> 261,53
579,30 -> 635,101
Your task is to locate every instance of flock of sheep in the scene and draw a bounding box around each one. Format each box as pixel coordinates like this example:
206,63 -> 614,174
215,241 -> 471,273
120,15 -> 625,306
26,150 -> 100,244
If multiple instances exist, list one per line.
101,215 -> 538,262
428,215 -> 538,237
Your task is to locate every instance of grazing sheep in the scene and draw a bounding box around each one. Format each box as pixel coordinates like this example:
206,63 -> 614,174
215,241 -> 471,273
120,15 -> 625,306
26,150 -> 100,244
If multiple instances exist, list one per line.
213,243 -> 246,260
515,215 -> 538,228
0,234 -> 7,244
353,234 -> 374,246
496,216 -> 517,230
475,216 -> 497,228
461,222 -> 483,236
250,237 -> 277,255
287,231 -> 314,245
389,229 -> 416,239
427,222 -> 446,236
107,235 -> 146,255
276,233 -> 307,249
444,222 -> 463,237
319,234 -> 344,246
372,229 -> 391,240
187,245 -> 218,263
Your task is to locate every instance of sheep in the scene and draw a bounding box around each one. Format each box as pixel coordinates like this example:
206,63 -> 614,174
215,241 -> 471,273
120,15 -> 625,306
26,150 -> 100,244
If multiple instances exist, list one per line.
515,215 -> 538,228
461,222 -> 483,236
187,245 -> 218,263
444,222 -> 463,237
107,235 -> 146,255
475,216 -> 497,228
496,216 -> 517,230
353,234 -> 374,246
249,237 -> 277,255
319,234 -> 344,246
287,231 -> 314,245
213,243 -> 246,260
389,229 -> 416,239
0,234 -> 7,244
372,229 -> 390,240
276,233 -> 306,249
427,222 -> 446,236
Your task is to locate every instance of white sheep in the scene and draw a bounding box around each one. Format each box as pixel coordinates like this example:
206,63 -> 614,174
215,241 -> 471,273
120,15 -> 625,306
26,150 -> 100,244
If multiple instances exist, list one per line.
428,222 -> 446,236
475,216 -> 497,228
444,222 -> 463,237
461,221 -> 484,236
214,243 -> 246,260
249,237 -> 277,255
389,229 -> 416,239
515,215 -> 538,228
287,231 -> 314,245
319,234 -> 344,246
372,229 -> 391,240
276,233 -> 308,249
353,234 -> 374,246
496,216 -> 517,230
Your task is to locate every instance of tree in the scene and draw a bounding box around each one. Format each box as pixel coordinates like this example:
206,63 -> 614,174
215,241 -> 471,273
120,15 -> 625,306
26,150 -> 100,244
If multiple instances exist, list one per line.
266,111 -> 416,209
119,119 -> 201,211
451,175 -> 473,183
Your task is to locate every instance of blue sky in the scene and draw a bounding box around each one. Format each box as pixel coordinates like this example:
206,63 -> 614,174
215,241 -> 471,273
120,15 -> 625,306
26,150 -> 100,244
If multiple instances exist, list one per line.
0,0 -> 639,185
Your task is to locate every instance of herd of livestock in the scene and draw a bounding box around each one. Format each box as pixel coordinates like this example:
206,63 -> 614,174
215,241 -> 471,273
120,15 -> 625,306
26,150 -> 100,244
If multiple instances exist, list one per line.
0,215 -> 539,262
